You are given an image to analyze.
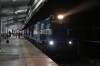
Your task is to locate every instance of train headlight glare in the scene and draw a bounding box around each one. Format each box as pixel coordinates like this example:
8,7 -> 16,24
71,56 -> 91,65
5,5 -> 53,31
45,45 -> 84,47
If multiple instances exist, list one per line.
69,41 -> 72,44
49,41 -> 54,45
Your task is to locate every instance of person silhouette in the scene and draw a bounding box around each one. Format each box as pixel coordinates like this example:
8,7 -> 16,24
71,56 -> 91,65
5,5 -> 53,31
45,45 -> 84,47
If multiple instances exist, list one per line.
9,31 -> 11,37
18,32 -> 20,38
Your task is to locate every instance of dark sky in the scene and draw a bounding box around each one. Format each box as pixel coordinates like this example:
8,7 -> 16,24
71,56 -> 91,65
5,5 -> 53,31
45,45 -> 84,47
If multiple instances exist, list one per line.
24,0 -> 100,29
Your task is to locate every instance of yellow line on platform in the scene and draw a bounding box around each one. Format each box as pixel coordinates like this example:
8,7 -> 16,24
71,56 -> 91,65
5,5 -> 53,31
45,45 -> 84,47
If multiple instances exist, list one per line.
20,41 -> 35,66
27,41 -> 58,66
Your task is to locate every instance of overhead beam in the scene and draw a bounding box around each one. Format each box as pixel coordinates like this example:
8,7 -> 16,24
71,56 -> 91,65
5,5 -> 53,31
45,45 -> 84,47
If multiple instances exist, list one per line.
0,4 -> 2,51
5,22 -> 21,27
1,17 -> 26,22
1,5 -> 29,17
0,5 -> 2,34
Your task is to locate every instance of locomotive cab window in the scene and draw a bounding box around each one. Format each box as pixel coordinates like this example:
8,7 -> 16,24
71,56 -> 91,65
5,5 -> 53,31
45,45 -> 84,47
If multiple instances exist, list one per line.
46,24 -> 52,35
52,29 -> 67,37
51,23 -> 69,40
46,29 -> 52,35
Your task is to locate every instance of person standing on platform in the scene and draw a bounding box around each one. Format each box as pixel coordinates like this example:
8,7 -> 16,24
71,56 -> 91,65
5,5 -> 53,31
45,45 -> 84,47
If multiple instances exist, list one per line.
15,32 -> 17,38
9,31 -> 11,37
18,32 -> 20,38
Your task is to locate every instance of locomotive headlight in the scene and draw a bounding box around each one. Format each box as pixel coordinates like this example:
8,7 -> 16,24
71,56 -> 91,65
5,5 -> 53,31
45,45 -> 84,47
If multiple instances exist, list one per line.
69,41 -> 72,44
49,41 -> 54,45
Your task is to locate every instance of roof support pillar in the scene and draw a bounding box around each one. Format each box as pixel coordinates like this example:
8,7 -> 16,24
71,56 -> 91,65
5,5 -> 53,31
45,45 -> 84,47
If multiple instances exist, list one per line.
0,4 -> 2,52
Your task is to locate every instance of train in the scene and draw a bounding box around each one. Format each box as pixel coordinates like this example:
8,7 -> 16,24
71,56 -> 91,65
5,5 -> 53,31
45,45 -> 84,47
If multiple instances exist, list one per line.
24,15 -> 78,59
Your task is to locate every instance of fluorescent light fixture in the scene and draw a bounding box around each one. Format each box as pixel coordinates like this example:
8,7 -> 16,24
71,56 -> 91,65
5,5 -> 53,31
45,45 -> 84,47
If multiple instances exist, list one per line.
13,0 -> 16,1
15,9 -> 27,14
7,12 -> 14,14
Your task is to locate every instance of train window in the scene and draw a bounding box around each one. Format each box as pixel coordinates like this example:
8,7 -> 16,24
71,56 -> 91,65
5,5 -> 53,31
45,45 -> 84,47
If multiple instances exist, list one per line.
33,30 -> 38,34
40,30 -> 45,34
41,23 -> 44,29
49,29 -> 52,35
46,29 -> 52,35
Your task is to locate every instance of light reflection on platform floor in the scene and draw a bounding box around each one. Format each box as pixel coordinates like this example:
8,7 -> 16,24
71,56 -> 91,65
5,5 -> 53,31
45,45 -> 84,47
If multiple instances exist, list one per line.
0,36 -> 58,66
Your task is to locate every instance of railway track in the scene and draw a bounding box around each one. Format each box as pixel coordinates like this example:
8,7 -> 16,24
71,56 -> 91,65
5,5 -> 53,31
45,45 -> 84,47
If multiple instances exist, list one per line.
26,37 -> 100,66
54,54 -> 100,66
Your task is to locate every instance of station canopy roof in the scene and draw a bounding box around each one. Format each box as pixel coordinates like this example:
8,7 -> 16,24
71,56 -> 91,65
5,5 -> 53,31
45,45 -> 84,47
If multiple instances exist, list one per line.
0,0 -> 47,30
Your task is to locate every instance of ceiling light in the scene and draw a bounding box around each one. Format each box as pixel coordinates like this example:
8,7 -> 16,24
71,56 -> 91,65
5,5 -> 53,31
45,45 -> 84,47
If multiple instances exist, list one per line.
13,0 -> 16,1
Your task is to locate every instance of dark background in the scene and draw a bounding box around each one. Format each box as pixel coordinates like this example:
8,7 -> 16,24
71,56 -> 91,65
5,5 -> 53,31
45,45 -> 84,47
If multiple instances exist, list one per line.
24,0 -> 100,29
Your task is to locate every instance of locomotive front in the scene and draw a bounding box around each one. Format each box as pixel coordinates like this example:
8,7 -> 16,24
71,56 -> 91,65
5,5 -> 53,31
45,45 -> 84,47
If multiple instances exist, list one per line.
33,15 -> 77,59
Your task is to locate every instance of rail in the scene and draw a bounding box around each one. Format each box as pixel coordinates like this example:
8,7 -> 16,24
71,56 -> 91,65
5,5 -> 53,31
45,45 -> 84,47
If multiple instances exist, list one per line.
70,38 -> 100,59
71,38 -> 100,43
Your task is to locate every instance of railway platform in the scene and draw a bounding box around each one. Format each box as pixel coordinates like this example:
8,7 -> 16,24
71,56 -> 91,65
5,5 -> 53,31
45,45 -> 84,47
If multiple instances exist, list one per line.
0,36 -> 58,66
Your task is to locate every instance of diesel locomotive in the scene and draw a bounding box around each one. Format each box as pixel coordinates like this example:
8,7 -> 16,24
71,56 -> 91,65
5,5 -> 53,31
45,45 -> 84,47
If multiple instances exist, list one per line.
24,15 -> 78,59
